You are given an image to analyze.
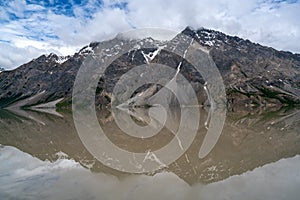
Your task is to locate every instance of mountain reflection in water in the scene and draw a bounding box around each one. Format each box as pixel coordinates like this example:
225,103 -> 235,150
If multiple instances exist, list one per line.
0,106 -> 300,199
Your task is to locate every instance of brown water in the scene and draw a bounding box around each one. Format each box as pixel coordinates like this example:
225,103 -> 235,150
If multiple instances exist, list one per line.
0,107 -> 300,200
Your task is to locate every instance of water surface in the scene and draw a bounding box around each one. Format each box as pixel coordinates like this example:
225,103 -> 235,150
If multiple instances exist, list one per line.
0,107 -> 300,199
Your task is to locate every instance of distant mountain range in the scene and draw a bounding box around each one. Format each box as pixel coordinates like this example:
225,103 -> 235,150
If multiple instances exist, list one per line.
0,27 -> 299,109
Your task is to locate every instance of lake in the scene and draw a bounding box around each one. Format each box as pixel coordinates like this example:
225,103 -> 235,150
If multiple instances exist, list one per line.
0,106 -> 300,200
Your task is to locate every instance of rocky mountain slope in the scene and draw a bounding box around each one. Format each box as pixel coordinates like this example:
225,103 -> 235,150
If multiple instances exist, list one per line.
0,27 -> 299,109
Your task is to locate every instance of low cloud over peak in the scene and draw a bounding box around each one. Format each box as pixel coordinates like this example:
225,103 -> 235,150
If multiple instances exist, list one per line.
1,0 -> 300,69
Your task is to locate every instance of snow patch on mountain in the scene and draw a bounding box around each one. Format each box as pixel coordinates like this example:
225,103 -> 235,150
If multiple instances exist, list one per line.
141,45 -> 166,64
55,56 -> 69,64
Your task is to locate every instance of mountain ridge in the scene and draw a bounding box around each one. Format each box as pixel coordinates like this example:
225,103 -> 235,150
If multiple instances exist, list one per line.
0,27 -> 299,109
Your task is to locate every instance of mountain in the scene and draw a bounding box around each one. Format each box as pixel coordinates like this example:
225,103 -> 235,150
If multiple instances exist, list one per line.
0,27 -> 299,109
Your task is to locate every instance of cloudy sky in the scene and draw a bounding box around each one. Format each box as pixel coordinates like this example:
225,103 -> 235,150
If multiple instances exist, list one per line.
0,0 -> 300,69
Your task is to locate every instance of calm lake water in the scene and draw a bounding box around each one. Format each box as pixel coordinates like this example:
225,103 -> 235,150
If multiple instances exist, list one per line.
0,107 -> 300,200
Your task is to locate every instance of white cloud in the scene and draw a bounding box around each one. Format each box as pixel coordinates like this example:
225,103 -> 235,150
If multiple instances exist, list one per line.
126,0 -> 300,52
0,0 -> 300,69
0,43 -> 44,69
